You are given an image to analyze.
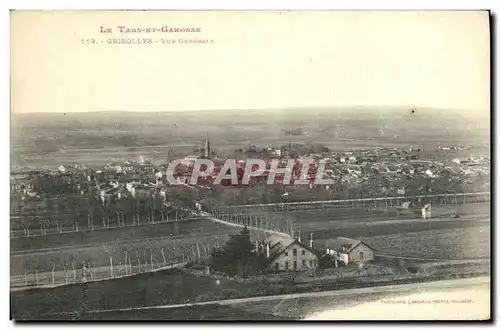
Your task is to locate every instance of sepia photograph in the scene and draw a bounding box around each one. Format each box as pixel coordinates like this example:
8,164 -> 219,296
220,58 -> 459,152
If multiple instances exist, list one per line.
9,10 -> 491,321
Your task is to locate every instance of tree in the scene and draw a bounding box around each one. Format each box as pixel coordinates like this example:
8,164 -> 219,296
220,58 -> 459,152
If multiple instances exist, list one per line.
318,254 -> 336,269
102,244 -> 116,278
51,261 -> 56,285
70,256 -> 77,282
63,260 -> 69,284
210,226 -> 265,277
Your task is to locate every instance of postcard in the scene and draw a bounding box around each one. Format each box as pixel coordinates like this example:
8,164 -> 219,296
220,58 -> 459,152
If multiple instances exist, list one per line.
10,10 -> 490,321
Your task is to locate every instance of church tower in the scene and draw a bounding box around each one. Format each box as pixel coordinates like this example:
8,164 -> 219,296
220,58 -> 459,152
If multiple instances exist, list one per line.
204,132 -> 211,158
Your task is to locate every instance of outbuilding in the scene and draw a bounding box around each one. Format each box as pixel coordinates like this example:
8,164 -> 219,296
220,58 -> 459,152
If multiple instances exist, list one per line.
321,237 -> 375,265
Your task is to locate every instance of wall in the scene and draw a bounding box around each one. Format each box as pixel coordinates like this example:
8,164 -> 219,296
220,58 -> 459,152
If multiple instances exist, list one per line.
269,242 -> 318,271
348,243 -> 374,263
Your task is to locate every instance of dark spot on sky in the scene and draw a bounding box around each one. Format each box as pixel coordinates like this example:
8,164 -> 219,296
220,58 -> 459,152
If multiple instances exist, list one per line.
411,109 -> 415,114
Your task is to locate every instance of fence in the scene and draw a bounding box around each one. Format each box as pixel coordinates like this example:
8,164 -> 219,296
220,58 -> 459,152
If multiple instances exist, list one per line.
11,256 -> 198,291
221,192 -> 491,212
202,211 -> 291,239
10,215 -> 206,239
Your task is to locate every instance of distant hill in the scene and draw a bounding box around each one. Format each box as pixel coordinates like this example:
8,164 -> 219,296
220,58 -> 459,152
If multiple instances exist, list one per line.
10,106 -> 490,167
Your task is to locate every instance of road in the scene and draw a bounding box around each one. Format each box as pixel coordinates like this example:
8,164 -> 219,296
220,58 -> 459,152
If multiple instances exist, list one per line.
48,276 -> 489,317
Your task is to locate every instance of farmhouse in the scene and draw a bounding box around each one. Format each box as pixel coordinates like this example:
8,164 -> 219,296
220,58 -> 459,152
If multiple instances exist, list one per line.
321,237 -> 375,265
265,234 -> 319,271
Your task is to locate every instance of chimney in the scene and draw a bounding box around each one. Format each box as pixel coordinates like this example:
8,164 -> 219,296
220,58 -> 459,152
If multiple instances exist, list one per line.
266,243 -> 270,258
309,233 -> 314,249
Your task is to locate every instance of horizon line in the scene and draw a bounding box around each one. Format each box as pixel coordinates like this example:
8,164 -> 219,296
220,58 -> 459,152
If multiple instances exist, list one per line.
11,105 -> 484,116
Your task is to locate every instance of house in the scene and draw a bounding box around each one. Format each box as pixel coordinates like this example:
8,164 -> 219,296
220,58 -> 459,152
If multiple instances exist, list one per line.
265,234 -> 319,271
321,237 -> 375,265
126,182 -> 152,198
425,169 -> 435,178
182,155 -> 200,166
267,147 -> 282,157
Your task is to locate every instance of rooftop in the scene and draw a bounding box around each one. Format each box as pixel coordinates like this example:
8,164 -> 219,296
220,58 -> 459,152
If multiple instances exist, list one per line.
316,236 -> 372,253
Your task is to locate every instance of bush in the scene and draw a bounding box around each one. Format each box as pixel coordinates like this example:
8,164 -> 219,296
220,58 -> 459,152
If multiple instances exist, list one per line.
219,289 -> 241,299
194,293 -> 217,302
318,254 -> 336,269
406,266 -> 419,274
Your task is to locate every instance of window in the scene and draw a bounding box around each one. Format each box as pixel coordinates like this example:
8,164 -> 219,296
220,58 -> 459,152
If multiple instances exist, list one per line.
285,261 -> 289,270
302,250 -> 305,256
293,248 -> 297,256
302,260 -> 306,267
293,261 -> 297,269
275,263 -> 279,270
284,252 -> 288,256
359,251 -> 364,260
309,260 -> 313,267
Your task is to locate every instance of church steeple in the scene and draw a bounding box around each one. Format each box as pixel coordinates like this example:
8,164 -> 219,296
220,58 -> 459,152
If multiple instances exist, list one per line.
204,132 -> 211,158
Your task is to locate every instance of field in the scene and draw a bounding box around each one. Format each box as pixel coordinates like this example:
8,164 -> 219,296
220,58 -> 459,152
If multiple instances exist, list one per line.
363,226 -> 491,260
10,268 -> 272,319
10,202 -> 195,235
11,196 -> 490,290
11,261 -> 490,320
37,305 -> 290,321
10,219 -> 242,278
226,202 -> 490,260
11,107 -> 489,168
11,217 -> 229,251
11,201 -> 490,281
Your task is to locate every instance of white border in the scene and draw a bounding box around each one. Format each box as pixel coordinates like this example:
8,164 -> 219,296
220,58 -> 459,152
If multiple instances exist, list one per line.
2,1 -> 497,329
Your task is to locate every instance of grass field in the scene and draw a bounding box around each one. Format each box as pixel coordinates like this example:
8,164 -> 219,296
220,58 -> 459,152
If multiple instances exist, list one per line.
10,268 -> 263,319
11,202 -> 490,277
10,219 -> 241,276
11,218 -> 235,252
10,206 -> 194,235
362,226 -> 491,260
33,305 -> 290,320
11,261 -> 490,320
12,108 -> 489,168
228,203 -> 489,235
230,202 -> 490,261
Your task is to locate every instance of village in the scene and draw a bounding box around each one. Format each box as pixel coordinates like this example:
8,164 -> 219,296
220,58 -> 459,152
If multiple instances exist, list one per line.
9,134 -> 490,292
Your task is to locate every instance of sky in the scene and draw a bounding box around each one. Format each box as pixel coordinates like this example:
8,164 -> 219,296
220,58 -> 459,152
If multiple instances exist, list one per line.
10,11 -> 490,114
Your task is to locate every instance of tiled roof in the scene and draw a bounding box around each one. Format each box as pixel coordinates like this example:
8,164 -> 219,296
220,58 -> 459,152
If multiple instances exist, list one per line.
316,236 -> 373,254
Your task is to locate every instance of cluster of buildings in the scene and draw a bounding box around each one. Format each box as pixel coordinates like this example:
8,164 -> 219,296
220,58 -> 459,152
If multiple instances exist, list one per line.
257,233 -> 375,272
10,133 -> 490,213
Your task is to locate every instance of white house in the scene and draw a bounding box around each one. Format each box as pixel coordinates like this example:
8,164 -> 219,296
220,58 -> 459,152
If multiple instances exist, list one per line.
425,169 -> 435,178
265,234 -> 319,271
322,237 -> 375,265
182,155 -> 200,167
